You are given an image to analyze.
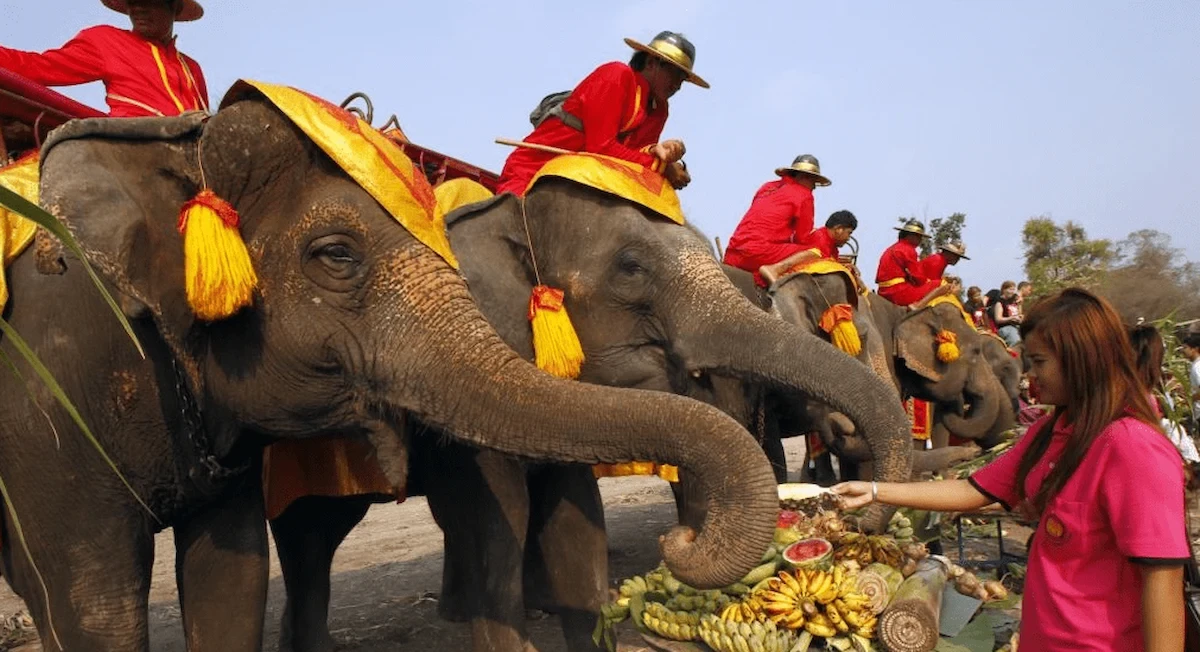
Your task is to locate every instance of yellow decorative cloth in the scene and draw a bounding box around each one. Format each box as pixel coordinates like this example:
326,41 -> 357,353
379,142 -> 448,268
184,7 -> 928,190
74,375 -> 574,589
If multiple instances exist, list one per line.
593,461 -> 679,483
434,178 -> 494,217
784,257 -> 861,294
926,293 -> 974,326
0,153 -> 41,310
262,435 -> 403,520
527,153 -> 685,225
235,80 -> 456,268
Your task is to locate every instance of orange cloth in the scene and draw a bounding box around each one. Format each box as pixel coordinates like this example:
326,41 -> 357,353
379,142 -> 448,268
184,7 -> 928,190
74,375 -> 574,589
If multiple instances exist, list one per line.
262,435 -> 403,521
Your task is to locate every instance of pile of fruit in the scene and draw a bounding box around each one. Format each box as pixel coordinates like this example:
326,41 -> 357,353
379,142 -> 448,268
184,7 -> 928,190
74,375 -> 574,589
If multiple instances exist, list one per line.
596,484 -> 1016,652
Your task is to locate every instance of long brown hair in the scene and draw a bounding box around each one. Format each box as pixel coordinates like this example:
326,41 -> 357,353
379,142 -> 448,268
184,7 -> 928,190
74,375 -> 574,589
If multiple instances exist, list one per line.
1014,288 -> 1162,515
1128,324 -> 1165,391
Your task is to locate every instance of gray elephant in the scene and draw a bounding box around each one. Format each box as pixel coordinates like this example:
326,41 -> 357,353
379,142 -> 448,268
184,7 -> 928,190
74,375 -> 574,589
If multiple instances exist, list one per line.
866,294 -> 1018,450
268,177 -> 915,652
0,92 -> 779,651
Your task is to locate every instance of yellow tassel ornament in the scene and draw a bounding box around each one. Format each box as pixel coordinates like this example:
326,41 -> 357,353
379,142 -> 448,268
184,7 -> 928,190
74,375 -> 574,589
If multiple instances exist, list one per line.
819,303 -> 862,357
936,329 -> 960,363
177,189 -> 258,321
528,285 -> 585,380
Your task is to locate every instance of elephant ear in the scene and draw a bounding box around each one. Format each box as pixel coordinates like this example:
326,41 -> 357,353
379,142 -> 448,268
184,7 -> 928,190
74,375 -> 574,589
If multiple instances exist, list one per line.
39,115 -> 208,342
893,303 -> 980,383
443,192 -> 537,360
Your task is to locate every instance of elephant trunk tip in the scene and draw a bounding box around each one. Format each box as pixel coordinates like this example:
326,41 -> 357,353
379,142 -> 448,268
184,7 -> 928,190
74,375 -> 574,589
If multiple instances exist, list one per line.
656,486 -> 777,590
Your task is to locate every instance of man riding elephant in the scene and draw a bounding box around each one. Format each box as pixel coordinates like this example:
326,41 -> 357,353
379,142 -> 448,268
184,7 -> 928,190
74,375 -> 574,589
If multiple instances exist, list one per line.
0,0 -> 209,117
722,154 -> 831,287
875,219 -> 964,310
495,30 -> 704,196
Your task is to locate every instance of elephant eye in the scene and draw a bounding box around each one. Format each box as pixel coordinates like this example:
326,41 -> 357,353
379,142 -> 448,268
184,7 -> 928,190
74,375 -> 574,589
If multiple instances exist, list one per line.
307,237 -> 363,282
319,243 -> 356,264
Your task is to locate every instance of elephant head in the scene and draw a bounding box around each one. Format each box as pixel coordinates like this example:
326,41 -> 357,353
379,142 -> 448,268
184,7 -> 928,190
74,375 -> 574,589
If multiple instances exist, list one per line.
879,299 -> 1016,445
36,90 -> 779,589
445,177 -> 913,530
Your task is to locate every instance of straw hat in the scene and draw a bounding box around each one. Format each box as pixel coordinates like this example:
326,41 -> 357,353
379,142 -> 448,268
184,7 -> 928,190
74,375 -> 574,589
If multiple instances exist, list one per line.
940,240 -> 970,260
624,31 -> 709,89
894,219 -> 931,239
102,0 -> 204,22
774,154 -> 831,186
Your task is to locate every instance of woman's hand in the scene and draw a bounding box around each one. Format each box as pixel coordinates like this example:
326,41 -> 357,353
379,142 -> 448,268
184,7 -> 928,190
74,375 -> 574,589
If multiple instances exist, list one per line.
831,481 -> 874,509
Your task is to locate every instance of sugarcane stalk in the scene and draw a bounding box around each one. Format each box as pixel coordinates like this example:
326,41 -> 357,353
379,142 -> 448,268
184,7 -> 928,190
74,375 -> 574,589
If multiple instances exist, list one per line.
877,558 -> 949,652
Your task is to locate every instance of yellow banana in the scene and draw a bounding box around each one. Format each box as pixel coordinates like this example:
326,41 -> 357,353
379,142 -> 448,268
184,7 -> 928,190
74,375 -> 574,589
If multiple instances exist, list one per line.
783,609 -> 806,630
734,634 -> 751,652
780,571 -> 802,597
804,620 -> 838,638
826,603 -> 849,634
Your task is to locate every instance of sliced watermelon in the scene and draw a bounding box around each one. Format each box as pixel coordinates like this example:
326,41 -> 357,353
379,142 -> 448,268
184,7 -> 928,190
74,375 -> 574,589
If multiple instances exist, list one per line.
781,537 -> 833,570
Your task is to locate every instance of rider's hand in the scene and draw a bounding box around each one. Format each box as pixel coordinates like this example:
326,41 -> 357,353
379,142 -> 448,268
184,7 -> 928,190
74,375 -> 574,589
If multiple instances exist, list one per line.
652,139 -> 687,164
665,161 -> 691,189
830,481 -> 874,510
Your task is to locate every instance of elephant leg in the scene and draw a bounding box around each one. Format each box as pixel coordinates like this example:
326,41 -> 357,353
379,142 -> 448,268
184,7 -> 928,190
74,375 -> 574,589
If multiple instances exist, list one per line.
174,478 -> 269,652
425,445 -> 532,652
812,453 -> 837,487
932,421 -> 950,449
761,418 -> 788,484
523,463 -> 607,651
4,511 -> 154,651
269,494 -> 375,652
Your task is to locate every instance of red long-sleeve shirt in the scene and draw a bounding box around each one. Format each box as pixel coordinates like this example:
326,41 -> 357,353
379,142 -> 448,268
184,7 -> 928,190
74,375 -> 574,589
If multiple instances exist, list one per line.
0,25 -> 208,118
496,61 -> 667,196
722,176 -> 815,286
876,239 -> 941,305
917,251 -> 950,281
795,226 -> 840,259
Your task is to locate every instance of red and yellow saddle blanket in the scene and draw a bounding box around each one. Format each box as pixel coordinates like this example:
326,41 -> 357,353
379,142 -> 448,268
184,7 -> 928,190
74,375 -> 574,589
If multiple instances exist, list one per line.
904,397 -> 934,441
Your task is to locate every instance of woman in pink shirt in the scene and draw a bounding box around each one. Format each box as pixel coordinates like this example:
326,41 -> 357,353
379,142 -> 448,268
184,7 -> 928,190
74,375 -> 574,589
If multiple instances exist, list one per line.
834,287 -> 1188,651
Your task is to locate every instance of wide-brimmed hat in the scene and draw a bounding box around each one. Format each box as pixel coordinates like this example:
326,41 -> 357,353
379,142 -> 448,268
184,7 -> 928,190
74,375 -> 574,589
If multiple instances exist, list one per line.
103,0 -> 204,22
894,219 -> 931,238
774,154 -> 831,186
624,31 -> 709,89
940,240 -> 970,260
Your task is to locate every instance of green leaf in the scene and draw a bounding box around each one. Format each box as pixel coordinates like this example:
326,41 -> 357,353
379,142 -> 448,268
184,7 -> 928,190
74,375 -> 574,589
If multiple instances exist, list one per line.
0,319 -> 160,524
942,612 -> 995,652
0,184 -> 144,359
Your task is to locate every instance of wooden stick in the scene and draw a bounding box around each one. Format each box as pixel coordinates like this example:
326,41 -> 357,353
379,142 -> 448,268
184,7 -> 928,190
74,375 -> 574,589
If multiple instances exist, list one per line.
714,236 -> 724,259
494,137 -> 573,156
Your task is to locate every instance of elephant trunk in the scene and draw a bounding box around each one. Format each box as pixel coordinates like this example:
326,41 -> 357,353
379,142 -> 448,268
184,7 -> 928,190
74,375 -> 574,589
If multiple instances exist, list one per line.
673,257 -> 912,531
376,250 -> 777,589
941,362 -> 1003,442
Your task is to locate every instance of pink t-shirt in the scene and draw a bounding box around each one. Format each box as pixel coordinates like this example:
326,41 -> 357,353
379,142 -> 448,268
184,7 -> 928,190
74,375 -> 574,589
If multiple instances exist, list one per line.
970,414 -> 1190,651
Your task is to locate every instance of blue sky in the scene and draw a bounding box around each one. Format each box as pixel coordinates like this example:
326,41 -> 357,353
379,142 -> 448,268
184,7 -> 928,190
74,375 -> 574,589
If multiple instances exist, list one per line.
4,1 -> 1197,291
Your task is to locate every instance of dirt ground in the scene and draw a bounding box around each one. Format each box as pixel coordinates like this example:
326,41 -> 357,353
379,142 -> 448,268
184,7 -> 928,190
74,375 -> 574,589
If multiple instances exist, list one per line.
0,437 -> 1190,651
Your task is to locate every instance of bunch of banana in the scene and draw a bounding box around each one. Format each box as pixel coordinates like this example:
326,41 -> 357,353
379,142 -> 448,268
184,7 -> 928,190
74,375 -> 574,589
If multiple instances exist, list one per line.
698,614 -> 799,652
665,590 -> 729,614
833,532 -> 904,568
826,593 -> 878,639
887,510 -> 915,542
641,601 -> 702,641
718,594 -> 769,624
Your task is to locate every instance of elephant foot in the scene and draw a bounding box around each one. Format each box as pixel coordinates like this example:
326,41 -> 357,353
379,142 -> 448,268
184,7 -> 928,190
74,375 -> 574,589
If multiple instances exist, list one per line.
279,606 -> 336,652
436,591 -> 473,623
470,619 -> 535,652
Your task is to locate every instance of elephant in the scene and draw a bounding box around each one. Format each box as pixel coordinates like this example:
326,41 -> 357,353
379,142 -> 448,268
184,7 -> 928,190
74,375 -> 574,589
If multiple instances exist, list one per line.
0,94 -> 781,651
735,265 -> 1010,481
268,177 -> 916,652
866,293 -> 1018,451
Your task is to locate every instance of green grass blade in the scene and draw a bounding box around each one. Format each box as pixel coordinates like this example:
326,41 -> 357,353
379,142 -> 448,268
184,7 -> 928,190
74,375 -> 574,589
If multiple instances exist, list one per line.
0,470 -> 62,650
0,185 -> 144,359
0,317 -> 161,524
0,349 -> 61,448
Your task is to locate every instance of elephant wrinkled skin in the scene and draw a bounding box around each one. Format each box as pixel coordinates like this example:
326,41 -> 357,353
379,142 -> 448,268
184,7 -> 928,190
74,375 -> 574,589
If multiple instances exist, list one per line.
270,179 -> 915,652
0,101 -> 778,651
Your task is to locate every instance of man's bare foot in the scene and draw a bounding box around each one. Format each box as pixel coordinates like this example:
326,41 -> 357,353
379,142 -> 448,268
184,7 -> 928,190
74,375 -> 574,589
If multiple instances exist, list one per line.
759,265 -> 780,286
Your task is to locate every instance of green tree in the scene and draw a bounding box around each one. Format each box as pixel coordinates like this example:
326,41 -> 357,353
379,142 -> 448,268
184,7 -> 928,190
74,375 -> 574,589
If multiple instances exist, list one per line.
1021,216 -> 1115,298
1098,229 -> 1200,322
897,212 -> 966,257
